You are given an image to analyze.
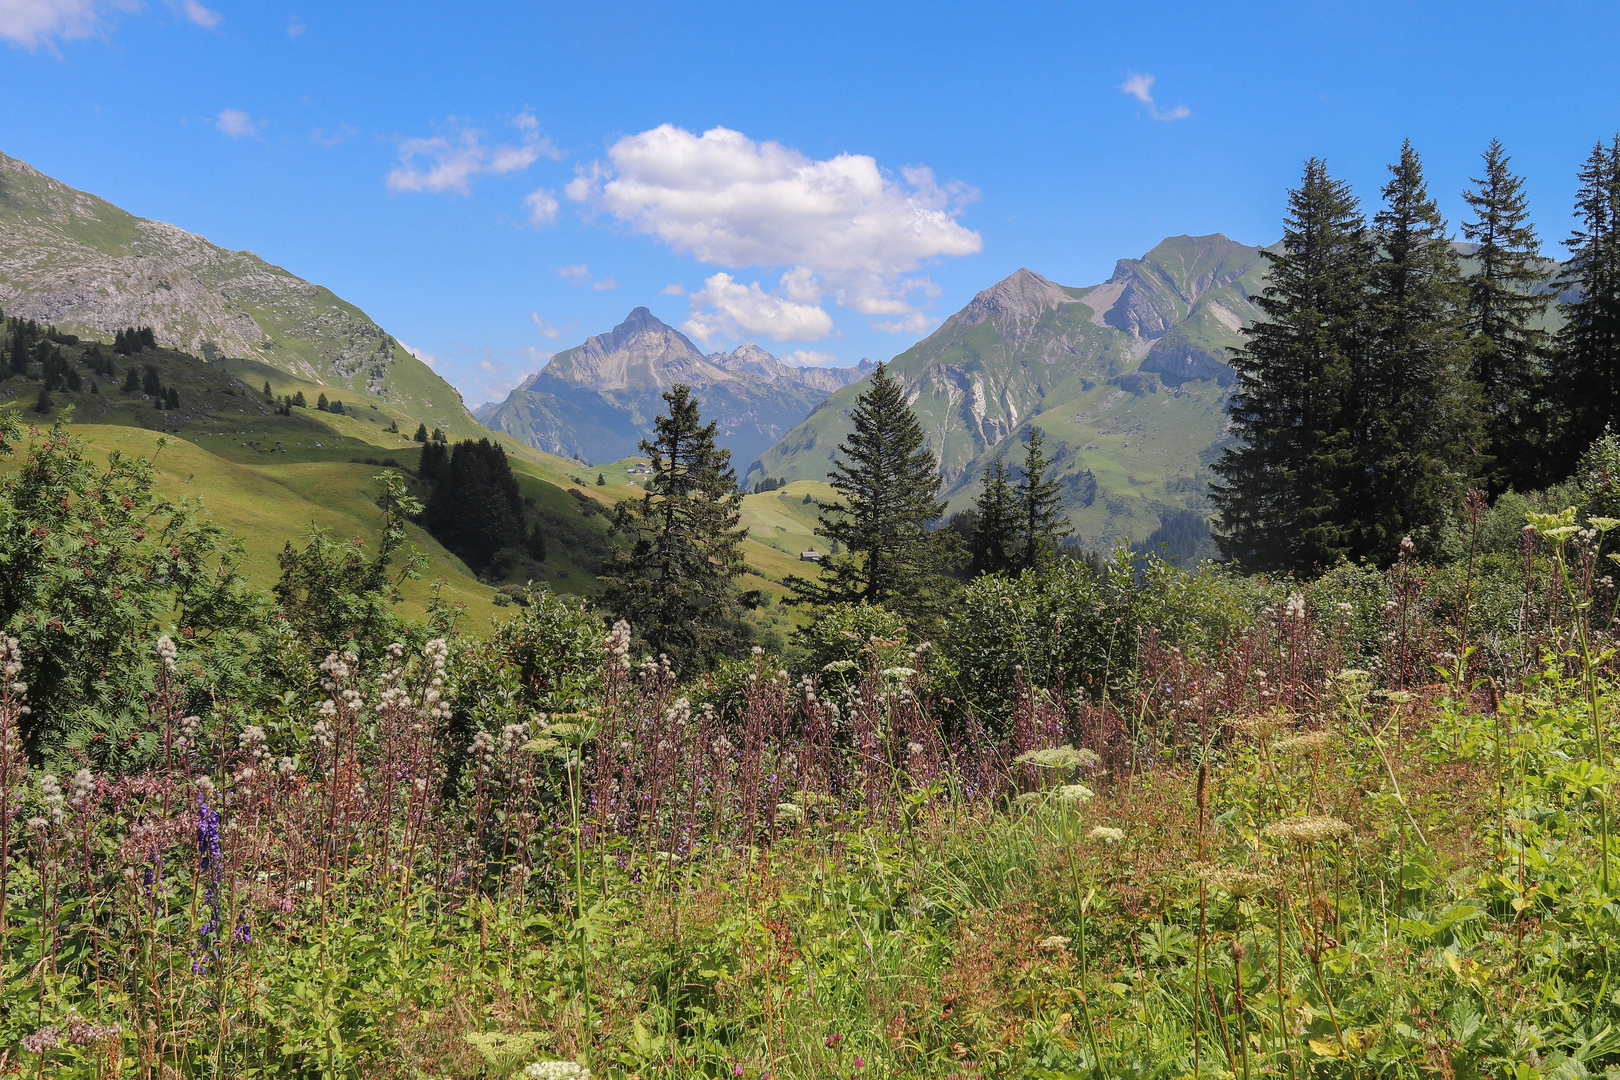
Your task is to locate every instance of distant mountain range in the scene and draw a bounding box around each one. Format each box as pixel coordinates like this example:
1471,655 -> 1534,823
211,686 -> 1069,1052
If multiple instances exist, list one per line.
476,307 -> 872,467
477,236 -> 1274,548
0,149 -> 481,439
752,235 -> 1271,547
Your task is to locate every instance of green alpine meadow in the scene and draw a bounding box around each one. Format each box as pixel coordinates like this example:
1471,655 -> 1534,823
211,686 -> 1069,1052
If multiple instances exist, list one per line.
6,5 -> 1620,1077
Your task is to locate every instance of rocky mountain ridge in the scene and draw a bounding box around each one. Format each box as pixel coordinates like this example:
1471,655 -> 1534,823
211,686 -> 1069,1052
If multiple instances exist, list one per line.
751,234 -> 1271,548
480,308 -> 870,467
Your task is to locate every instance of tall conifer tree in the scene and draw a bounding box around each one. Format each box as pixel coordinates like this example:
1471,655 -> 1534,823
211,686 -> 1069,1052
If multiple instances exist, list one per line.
970,456 -> 1017,576
600,385 -> 748,667
787,363 -> 956,627
1461,139 -> 1552,492
1550,136 -> 1620,474
1016,427 -> 1071,571
1363,140 -> 1481,558
1213,159 -> 1371,572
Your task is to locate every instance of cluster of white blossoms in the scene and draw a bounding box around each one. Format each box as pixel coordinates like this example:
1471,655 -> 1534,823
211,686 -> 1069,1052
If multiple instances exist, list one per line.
176,714 -> 201,751
421,639 -> 451,725
69,768 -> 94,804
1088,825 -> 1124,843
237,725 -> 269,781
1264,814 -> 1353,845
1014,745 -> 1101,772
606,621 -> 632,671
524,1062 -> 591,1080
155,635 -> 178,673
1194,862 -> 1275,898
31,772 -> 65,828
2,635 -> 26,712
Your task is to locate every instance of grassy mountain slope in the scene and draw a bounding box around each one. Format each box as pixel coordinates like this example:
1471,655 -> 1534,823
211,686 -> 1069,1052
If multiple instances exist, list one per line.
0,336 -> 634,630
0,149 -> 485,441
751,234 -> 1267,548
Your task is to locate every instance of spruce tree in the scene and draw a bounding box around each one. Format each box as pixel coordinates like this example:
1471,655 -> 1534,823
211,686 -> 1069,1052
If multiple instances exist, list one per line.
317,392 -> 330,411
32,386 -> 52,414
1363,140 -> 1481,558
1550,136 -> 1620,474
421,439 -> 526,572
1213,159 -> 1371,572
600,385 -> 748,667
1461,139 -> 1552,492
786,363 -> 956,627
970,456 -> 1017,575
1016,427 -> 1072,570
413,423 -> 428,443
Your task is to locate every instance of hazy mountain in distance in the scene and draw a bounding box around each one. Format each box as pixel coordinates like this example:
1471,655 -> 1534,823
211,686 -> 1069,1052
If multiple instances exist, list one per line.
476,306 -> 871,467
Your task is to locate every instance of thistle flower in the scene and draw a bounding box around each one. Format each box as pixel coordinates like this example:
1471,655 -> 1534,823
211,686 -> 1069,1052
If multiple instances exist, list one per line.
1264,814 -> 1352,845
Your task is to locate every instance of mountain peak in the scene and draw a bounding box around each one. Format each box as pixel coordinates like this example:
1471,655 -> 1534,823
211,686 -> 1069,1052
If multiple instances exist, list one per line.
953,267 -> 1076,330
535,307 -> 714,392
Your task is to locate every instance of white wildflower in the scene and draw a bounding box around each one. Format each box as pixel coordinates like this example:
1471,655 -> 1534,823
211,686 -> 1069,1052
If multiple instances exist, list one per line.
525,1062 -> 592,1080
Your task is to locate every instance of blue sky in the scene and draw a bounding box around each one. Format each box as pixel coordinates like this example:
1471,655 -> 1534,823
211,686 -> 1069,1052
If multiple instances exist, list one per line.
2,1 -> 1618,406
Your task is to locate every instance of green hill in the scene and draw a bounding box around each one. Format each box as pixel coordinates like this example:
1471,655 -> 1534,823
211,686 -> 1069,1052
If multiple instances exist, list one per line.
0,331 -> 627,630
0,149 -> 485,442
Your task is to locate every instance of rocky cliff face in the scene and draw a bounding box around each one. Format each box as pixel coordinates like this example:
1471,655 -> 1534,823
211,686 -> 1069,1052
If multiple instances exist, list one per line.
749,235 -> 1270,548
0,150 -> 477,435
478,308 -> 869,467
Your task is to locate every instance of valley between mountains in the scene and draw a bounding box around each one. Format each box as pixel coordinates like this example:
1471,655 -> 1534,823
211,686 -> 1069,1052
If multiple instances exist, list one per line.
1,145 -> 1270,604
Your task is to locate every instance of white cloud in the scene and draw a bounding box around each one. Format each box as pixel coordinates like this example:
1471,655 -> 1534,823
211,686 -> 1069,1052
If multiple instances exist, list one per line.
555,264 -> 616,290
523,188 -> 559,227
682,273 -> 836,345
399,342 -> 437,369
786,349 -> 841,367
1120,72 -> 1190,121
215,108 -> 258,139
311,123 -> 357,147
1,0 -> 217,47
387,112 -> 561,195
531,314 -> 577,341
0,0 -> 100,47
167,0 -> 219,28
286,14 -> 303,38
873,311 -> 936,336
567,124 -> 980,331
659,283 -> 686,296
466,345 -> 548,406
